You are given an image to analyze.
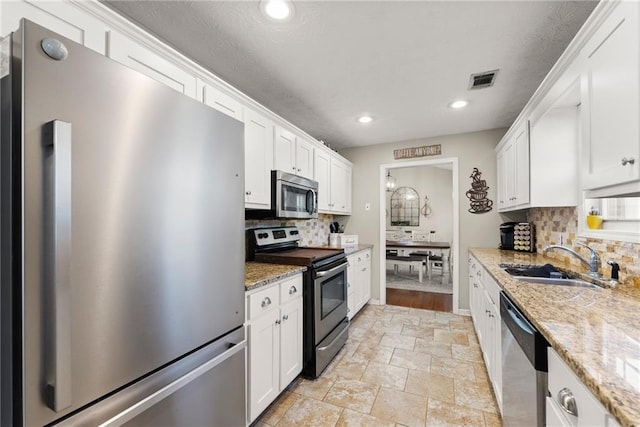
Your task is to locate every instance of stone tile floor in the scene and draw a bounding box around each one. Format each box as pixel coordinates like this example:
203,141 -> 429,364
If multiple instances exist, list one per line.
255,304 -> 502,427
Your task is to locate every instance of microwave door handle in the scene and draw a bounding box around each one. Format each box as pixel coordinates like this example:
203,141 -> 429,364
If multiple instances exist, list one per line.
306,189 -> 316,214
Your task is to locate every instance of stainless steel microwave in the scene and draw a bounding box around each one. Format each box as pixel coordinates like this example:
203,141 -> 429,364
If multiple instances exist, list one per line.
245,170 -> 318,219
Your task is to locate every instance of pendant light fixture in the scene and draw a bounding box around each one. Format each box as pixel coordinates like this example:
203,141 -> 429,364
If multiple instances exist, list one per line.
385,171 -> 396,192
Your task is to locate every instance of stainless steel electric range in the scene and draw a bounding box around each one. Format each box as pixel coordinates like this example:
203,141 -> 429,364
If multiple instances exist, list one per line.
247,226 -> 349,378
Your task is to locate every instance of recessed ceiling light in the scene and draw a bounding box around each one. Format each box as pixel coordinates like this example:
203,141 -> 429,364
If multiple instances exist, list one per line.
357,115 -> 374,124
448,100 -> 469,109
260,0 -> 294,21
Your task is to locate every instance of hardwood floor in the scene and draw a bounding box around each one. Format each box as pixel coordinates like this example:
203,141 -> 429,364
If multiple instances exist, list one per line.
385,288 -> 453,312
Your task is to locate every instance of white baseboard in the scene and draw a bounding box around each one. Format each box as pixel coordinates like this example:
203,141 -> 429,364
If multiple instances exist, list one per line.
368,299 -> 382,305
456,308 -> 472,316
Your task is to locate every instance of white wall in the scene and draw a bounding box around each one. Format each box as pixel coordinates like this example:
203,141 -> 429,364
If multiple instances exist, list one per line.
386,166 -> 453,243
339,128 -> 506,310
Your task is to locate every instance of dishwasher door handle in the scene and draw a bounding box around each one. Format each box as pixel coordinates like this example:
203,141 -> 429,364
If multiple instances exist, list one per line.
505,305 -> 534,335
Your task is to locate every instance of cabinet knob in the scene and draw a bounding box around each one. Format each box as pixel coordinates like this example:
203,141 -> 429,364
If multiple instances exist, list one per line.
289,285 -> 297,295
557,388 -> 578,417
622,157 -> 636,166
245,191 -> 252,195
297,168 -> 301,172
282,314 -> 289,321
477,271 -> 481,277
473,283 -> 478,288
275,319 -> 281,325
261,297 -> 272,308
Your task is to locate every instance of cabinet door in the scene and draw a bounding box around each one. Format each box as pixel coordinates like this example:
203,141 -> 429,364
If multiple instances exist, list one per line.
244,109 -> 274,208
1,0 -> 106,53
314,149 -> 332,212
347,255 -> 356,319
330,158 -> 352,214
489,300 -> 502,411
504,141 -> 516,208
295,138 -> 315,180
360,250 -> 372,305
198,79 -> 243,121
107,31 -> 197,98
274,126 -> 296,174
248,309 -> 280,423
514,123 -> 530,206
481,290 -> 495,380
582,1 -> 640,189
496,149 -> 508,211
279,297 -> 303,388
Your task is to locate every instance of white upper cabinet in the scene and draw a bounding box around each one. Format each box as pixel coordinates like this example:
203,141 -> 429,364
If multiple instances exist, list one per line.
197,79 -> 243,121
107,31 -> 197,99
314,148 -> 352,215
244,108 -> 274,209
274,126 -> 296,174
274,126 -> 314,180
330,157 -> 352,214
497,121 -> 529,212
1,1 -> 107,53
581,1 -> 640,193
295,137 -> 315,180
314,149 -> 331,212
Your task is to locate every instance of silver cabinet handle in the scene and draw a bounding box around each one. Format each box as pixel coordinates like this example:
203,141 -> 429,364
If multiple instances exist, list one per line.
557,387 -> 578,417
282,314 -> 289,321
261,296 -> 272,308
288,285 -> 297,295
43,120 -> 73,412
622,157 -> 636,166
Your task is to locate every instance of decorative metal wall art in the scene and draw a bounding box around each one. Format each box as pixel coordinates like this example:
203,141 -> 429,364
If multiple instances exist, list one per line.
466,168 -> 493,213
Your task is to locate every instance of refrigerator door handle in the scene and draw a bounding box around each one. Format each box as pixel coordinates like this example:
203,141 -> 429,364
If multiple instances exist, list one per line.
98,339 -> 247,427
44,120 -> 73,412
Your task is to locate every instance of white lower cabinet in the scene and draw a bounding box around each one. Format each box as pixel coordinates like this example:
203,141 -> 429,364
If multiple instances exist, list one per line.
547,347 -> 620,427
247,274 -> 303,424
347,249 -> 371,320
468,254 -> 502,412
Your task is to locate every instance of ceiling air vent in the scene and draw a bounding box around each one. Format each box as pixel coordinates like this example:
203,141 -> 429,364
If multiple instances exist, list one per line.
469,70 -> 499,90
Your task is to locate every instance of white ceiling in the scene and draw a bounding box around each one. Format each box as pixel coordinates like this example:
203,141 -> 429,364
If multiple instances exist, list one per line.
103,1 -> 597,149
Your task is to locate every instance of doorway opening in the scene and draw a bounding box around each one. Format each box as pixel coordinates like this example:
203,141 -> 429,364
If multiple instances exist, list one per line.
378,158 -> 460,313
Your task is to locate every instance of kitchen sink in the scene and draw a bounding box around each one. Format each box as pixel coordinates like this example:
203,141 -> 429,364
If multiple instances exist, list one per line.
512,276 -> 601,289
500,263 -> 601,289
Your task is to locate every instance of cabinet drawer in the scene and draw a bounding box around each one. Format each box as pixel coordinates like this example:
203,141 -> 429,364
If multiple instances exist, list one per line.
248,285 -> 280,320
280,275 -> 302,304
548,348 -> 607,426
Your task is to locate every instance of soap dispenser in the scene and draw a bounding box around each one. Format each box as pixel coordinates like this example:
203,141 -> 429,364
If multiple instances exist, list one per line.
606,260 -> 620,287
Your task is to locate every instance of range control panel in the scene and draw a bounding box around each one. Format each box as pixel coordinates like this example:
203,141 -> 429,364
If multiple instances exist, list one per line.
248,226 -> 300,248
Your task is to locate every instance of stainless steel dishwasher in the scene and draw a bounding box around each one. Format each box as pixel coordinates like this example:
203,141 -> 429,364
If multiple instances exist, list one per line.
500,292 -> 549,427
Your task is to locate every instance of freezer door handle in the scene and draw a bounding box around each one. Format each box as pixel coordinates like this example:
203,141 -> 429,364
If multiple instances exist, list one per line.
44,120 -> 73,412
98,339 -> 247,427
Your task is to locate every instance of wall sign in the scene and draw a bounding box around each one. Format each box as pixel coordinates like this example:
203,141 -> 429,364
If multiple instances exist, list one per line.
466,168 -> 493,213
393,144 -> 441,160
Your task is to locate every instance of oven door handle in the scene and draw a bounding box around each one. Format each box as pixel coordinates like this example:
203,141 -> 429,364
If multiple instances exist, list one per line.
315,261 -> 348,277
317,321 -> 350,352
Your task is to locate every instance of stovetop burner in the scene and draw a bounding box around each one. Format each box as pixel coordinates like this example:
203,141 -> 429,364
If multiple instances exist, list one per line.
247,226 -> 344,267
254,247 -> 344,267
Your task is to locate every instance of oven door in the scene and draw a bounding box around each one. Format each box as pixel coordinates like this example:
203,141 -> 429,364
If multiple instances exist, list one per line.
275,173 -> 318,219
313,259 -> 348,344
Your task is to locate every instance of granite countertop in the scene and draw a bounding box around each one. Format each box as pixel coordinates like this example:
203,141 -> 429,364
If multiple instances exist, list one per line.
469,248 -> 640,427
245,262 -> 306,292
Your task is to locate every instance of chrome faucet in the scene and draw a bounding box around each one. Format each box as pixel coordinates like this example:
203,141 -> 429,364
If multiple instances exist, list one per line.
542,242 -> 601,278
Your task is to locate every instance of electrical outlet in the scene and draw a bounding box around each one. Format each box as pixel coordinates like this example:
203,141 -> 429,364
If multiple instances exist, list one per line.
364,203 -> 371,211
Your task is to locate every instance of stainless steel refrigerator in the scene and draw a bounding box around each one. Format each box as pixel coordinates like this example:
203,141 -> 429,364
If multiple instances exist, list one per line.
1,20 -> 246,426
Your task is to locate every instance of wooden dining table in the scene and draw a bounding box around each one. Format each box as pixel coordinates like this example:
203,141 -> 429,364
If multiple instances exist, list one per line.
385,240 -> 451,285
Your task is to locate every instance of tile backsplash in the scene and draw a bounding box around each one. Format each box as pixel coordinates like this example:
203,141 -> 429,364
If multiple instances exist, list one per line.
528,207 -> 640,287
245,214 -> 335,247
